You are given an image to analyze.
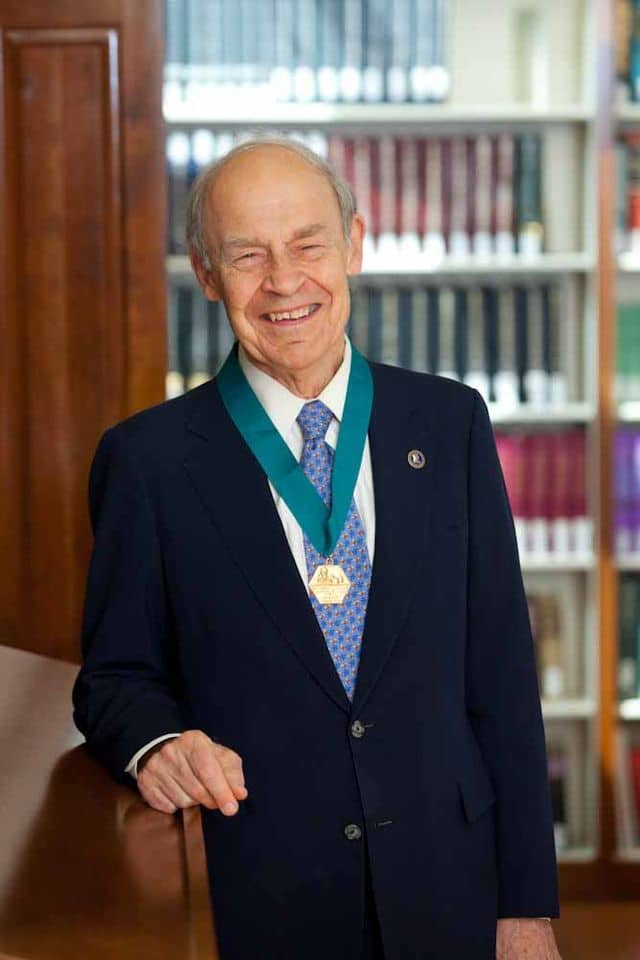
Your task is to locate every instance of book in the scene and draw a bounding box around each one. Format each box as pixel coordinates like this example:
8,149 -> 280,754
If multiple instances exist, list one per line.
516,133 -> 544,256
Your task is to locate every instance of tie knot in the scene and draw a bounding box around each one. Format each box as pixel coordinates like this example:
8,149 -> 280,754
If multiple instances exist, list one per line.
297,400 -> 334,441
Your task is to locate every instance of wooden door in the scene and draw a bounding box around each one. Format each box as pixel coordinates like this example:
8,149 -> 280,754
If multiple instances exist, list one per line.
0,1 -> 167,661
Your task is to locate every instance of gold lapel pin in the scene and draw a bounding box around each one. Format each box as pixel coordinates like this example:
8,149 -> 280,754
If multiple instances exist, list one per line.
407,449 -> 426,469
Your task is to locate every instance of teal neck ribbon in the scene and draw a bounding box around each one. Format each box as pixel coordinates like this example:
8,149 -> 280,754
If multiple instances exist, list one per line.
216,341 -> 374,557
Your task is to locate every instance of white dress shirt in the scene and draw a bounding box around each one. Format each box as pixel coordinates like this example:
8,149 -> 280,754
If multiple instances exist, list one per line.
125,335 -> 375,778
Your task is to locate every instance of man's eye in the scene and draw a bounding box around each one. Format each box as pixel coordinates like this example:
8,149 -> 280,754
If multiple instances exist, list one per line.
237,252 -> 258,261
301,244 -> 321,252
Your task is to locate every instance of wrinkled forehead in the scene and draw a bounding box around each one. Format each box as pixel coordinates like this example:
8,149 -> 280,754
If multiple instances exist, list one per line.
206,149 -> 342,239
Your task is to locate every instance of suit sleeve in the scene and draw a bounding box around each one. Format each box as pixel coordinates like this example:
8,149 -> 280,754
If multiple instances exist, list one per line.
465,389 -> 560,919
72,427 -> 188,786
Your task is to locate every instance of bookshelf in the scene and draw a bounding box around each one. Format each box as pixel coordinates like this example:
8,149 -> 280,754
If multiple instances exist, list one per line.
613,0 -> 640,876
162,0 -> 639,898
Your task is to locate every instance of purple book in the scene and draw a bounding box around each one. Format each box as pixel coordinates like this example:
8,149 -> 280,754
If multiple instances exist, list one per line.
615,428 -> 636,555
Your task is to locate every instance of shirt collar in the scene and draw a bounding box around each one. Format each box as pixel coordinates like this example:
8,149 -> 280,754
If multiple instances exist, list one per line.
237,335 -> 352,441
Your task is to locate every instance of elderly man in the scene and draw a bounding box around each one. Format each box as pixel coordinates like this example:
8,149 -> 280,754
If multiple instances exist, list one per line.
72,136 -> 562,960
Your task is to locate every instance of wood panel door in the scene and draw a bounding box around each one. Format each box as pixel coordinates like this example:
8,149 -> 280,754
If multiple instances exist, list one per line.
0,1 -> 167,662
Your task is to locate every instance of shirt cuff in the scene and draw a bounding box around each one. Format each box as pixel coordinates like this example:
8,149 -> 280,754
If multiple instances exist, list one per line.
125,733 -> 183,779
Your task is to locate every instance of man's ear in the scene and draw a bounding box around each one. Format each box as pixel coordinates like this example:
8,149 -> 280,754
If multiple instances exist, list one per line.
346,213 -> 365,276
189,247 -> 223,301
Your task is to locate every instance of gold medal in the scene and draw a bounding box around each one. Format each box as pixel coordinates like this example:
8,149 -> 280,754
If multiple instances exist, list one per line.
309,561 -> 351,605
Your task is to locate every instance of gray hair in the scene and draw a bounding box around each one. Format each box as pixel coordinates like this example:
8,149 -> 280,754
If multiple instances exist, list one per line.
185,134 -> 358,270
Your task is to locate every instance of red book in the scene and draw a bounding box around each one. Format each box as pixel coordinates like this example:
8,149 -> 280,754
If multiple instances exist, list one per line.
567,430 -> 587,521
495,433 -> 527,520
524,434 -> 548,519
630,746 -> 640,827
416,138 -> 428,238
548,431 -> 571,521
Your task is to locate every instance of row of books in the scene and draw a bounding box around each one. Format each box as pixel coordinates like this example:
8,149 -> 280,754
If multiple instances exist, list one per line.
167,283 -> 569,407
619,573 -> 640,701
615,135 -> 640,256
167,129 -> 545,263
616,303 -> 640,403
495,430 -> 592,558
164,0 -> 450,110
528,588 -> 567,701
548,744 -> 570,851
615,0 -> 640,103
615,428 -> 640,556
615,726 -> 640,849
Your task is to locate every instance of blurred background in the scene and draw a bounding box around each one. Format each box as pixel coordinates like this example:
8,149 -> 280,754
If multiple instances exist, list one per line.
2,1 -> 640,957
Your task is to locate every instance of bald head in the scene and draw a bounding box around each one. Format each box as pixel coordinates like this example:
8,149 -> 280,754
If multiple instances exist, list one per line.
186,136 -> 357,269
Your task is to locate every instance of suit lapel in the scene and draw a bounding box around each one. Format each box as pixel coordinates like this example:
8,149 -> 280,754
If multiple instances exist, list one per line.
350,364 -> 435,715
182,362 -> 435,718
183,378 -> 351,715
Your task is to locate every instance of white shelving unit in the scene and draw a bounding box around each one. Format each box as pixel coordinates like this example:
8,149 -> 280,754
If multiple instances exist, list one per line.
163,0 -> 606,871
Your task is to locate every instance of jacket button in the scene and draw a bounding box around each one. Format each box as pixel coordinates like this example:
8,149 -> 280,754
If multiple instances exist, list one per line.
344,823 -> 362,840
351,720 -> 365,738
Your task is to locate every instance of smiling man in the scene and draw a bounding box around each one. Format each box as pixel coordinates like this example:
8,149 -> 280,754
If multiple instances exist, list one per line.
72,136 -> 562,959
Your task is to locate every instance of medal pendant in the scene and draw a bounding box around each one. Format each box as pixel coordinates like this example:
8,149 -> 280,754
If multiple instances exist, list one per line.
309,563 -> 351,605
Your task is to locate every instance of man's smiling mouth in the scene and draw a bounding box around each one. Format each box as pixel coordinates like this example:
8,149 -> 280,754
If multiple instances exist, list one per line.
261,303 -> 322,323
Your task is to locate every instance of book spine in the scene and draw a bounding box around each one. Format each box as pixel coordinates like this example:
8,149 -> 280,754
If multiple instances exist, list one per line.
430,0 -> 451,102
367,288 -> 383,361
294,0 -> 318,101
449,137 -> 470,257
423,138 -> 446,262
386,0 -> 411,102
516,133 -> 544,256
381,289 -> 399,365
398,288 -> 413,368
631,0 -> 640,102
473,134 -> 493,257
362,0 -> 386,102
341,0 -> 364,101
271,0 -> 296,100
618,574 -> 638,700
377,135 -> 398,259
437,288 -> 457,379
411,0 -> 433,102
317,0 -> 341,101
399,137 -> 421,256
494,287 -> 519,405
495,134 -> 516,256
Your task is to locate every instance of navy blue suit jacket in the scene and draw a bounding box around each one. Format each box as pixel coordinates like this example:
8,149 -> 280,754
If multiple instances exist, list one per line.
72,358 -> 560,960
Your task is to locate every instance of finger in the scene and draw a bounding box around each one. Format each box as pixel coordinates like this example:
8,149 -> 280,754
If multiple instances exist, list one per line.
142,783 -> 178,815
219,752 -> 248,797
170,751 -> 221,809
139,754 -> 204,810
185,746 -> 241,815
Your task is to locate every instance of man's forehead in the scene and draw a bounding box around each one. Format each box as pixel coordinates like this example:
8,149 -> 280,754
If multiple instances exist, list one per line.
221,221 -> 332,250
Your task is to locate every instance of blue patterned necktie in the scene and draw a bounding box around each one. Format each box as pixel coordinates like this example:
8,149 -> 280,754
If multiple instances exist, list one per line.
296,400 -> 372,701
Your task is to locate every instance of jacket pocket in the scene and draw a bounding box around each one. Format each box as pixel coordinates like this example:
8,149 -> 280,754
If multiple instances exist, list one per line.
456,762 -> 496,824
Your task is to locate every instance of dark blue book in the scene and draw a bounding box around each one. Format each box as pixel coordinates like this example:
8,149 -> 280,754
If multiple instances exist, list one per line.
367,288 -> 383,361
398,288 -> 413,368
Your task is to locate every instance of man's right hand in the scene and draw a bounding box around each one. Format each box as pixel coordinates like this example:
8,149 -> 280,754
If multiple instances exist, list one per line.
136,729 -> 248,816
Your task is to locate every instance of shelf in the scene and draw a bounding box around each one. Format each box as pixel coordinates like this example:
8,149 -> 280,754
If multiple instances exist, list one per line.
167,252 -> 595,281
615,103 -> 640,125
617,401 -> 640,422
519,554 -> 596,572
556,846 -> 598,863
613,848 -> 640,862
542,699 -> 597,719
164,101 -> 595,130
488,403 -> 596,424
617,252 -> 640,271
615,554 -> 640,570
619,699 -> 640,720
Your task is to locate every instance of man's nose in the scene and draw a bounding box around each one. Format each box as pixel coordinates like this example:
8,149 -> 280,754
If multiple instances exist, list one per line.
260,253 -> 304,296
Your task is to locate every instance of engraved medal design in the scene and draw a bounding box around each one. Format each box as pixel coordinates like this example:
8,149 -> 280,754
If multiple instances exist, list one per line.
309,562 -> 352,605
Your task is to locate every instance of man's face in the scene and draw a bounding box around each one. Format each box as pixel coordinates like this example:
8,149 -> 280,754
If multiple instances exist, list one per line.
192,145 -> 364,382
